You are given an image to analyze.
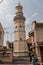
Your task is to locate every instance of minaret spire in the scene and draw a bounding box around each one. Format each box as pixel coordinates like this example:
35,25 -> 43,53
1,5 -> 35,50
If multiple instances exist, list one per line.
18,2 -> 21,6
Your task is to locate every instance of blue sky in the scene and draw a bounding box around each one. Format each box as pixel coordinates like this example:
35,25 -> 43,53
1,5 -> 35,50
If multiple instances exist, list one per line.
0,0 -> 43,45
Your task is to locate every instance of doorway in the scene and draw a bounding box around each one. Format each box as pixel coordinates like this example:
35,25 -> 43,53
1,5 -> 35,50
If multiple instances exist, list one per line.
40,47 -> 43,62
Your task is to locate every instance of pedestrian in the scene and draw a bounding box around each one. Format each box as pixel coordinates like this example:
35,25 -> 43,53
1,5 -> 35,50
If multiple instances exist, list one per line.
31,54 -> 37,65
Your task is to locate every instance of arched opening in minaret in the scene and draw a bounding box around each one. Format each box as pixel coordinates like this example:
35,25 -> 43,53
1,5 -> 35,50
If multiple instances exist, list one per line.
20,38 -> 22,40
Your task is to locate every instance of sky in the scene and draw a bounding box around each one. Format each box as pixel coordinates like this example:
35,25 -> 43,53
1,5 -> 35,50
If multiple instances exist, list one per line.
0,0 -> 43,45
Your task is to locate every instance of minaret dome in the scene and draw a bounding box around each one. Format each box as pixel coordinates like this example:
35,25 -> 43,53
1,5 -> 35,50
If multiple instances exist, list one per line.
14,2 -> 25,21
15,2 -> 23,16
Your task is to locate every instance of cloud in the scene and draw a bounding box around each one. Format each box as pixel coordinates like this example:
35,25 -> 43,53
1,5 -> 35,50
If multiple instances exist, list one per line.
25,12 -> 38,25
31,12 -> 38,17
26,12 -> 38,21
6,14 -> 15,23
0,10 -> 1,14
25,12 -> 38,38
0,0 -> 4,4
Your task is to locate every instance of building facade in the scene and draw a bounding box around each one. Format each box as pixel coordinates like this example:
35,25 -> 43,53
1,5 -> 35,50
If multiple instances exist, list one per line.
26,37 -> 32,55
0,23 -> 13,63
29,21 -> 43,65
0,23 -> 4,48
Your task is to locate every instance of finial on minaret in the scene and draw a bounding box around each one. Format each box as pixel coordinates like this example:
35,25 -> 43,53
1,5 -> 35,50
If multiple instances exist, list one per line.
16,2 -> 23,9
18,2 -> 21,6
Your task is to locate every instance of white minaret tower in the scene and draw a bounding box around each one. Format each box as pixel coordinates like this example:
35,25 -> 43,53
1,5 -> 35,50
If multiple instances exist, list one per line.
13,2 -> 28,56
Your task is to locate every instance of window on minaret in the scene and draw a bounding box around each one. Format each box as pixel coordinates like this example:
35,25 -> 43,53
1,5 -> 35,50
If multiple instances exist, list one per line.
20,38 -> 22,40
20,25 -> 22,27
0,31 -> 2,39
15,26 -> 17,28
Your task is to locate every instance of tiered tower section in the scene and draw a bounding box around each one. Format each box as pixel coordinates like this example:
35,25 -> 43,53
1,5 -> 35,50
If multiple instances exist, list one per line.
13,3 -> 28,56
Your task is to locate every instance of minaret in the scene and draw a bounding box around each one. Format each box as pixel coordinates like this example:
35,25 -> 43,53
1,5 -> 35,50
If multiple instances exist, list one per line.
0,22 -> 4,48
13,2 -> 28,56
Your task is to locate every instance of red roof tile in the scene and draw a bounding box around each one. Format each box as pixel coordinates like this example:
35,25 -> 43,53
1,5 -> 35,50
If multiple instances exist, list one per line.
26,37 -> 32,43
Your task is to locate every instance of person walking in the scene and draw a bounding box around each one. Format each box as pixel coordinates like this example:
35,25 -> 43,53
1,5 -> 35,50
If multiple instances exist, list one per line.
31,54 -> 37,65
